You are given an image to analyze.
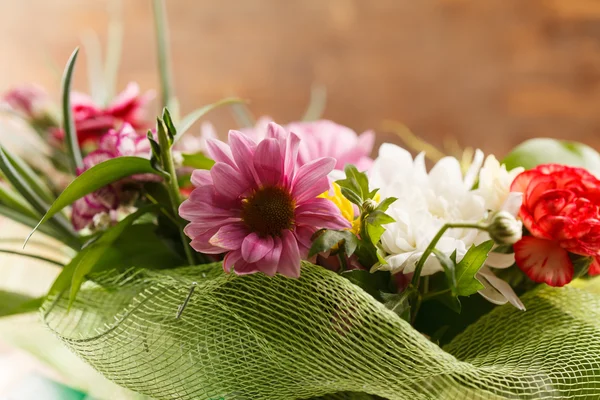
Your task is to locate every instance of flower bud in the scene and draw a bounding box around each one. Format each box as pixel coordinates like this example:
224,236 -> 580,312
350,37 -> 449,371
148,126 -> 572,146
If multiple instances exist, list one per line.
487,211 -> 523,245
363,199 -> 377,213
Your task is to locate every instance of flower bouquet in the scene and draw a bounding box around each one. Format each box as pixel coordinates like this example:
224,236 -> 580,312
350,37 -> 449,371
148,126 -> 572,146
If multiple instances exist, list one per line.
3,3 -> 600,400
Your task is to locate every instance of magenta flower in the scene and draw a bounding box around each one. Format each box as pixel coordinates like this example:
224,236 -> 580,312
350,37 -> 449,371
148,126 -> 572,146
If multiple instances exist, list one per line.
179,122 -> 351,277
286,120 -> 375,172
233,118 -> 375,173
53,83 -> 153,146
3,84 -> 50,120
71,123 -> 155,231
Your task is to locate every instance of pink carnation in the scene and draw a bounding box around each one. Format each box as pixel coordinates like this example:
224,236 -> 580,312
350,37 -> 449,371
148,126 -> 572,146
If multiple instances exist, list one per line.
71,123 -> 155,230
3,84 -> 50,120
179,122 -> 351,277
54,83 -> 153,146
236,118 -> 374,172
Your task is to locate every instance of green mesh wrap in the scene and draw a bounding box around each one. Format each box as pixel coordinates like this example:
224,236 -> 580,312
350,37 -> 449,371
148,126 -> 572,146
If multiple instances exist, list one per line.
42,262 -> 600,400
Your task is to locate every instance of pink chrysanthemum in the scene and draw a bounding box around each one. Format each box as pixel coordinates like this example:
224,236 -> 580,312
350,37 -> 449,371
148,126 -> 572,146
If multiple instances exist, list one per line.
179,122 -> 351,278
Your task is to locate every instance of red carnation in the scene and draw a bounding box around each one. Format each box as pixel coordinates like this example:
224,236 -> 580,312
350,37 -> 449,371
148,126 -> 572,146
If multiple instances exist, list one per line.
511,164 -> 600,286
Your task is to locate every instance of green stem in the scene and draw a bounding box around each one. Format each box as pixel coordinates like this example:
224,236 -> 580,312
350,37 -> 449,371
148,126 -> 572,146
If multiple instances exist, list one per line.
422,288 -> 451,301
410,222 -> 486,288
152,0 -> 174,110
338,253 -> 348,273
157,122 -> 195,266
409,222 -> 486,324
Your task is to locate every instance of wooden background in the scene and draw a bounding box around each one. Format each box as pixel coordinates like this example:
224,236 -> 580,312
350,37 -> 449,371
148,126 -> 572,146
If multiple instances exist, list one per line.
1,0 -> 599,156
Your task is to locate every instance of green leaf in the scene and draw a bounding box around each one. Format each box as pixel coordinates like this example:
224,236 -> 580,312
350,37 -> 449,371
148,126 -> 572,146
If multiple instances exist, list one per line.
454,240 -> 494,296
27,156 -> 157,243
0,248 -> 63,266
436,291 -> 462,314
47,206 -> 158,305
162,108 -> 177,142
336,165 -> 370,204
3,149 -> 55,204
61,47 -> 84,173
0,290 -> 44,317
364,210 -> 395,245
339,187 -> 362,206
341,270 -> 385,302
152,0 -> 175,110
0,148 -> 77,247
181,153 -> 216,170
433,249 -> 457,296
0,182 -> 38,219
308,229 -> 358,258
503,138 -> 600,173
175,98 -> 246,143
0,205 -> 66,241
375,197 -> 397,213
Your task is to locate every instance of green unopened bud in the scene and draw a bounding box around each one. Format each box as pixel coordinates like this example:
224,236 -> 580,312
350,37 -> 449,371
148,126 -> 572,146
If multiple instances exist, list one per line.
487,211 -> 522,245
363,199 -> 377,213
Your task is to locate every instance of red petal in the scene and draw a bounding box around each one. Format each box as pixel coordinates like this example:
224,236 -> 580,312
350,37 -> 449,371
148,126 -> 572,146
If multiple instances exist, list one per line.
514,236 -> 573,287
589,257 -> 600,276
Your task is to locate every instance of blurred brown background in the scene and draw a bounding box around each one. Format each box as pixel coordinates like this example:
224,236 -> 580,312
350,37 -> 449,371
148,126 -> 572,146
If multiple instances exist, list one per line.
1,0 -> 599,156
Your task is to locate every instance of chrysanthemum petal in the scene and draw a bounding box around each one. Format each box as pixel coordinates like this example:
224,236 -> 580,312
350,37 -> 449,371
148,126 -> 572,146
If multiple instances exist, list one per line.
278,230 -> 301,278
223,250 -> 243,273
206,138 -> 235,167
241,233 -> 274,263
211,162 -> 250,198
229,130 -> 260,186
514,236 -> 573,287
253,138 -> 282,186
283,131 -> 301,183
292,157 -> 335,203
190,169 -> 212,187
258,237 -> 282,276
210,223 -> 248,250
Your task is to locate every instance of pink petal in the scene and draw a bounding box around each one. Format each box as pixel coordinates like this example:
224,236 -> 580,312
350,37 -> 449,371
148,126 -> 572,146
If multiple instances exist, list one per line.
223,250 -> 243,273
283,131 -> 301,184
232,260 -> 261,275
253,138 -> 282,186
296,212 -> 351,230
277,230 -> 301,278
190,169 -> 213,187
295,225 -> 315,251
206,138 -> 236,167
260,237 -> 282,276
241,233 -> 274,263
292,157 -> 335,203
209,223 -> 248,250
211,162 -> 249,199
514,236 -> 573,287
266,122 -> 287,141
295,198 -> 351,229
229,130 -> 260,186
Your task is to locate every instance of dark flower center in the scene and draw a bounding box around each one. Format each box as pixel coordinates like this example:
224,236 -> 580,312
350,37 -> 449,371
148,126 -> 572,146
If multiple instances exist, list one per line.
241,186 -> 295,237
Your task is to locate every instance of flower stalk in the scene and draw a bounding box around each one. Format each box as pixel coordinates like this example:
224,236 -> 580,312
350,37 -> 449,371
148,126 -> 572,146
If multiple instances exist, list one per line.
156,118 -> 196,266
409,221 -> 487,324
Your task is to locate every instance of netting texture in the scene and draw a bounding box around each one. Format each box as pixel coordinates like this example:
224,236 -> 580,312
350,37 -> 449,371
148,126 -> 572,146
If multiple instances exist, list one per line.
42,262 -> 600,400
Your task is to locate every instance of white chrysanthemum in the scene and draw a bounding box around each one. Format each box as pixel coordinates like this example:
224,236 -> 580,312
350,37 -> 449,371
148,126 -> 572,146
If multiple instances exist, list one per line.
370,144 -> 525,310
371,144 -> 486,275
475,155 -> 524,215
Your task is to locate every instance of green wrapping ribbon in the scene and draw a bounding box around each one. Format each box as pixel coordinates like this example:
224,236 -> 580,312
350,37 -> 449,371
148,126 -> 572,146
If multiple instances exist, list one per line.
42,262 -> 600,399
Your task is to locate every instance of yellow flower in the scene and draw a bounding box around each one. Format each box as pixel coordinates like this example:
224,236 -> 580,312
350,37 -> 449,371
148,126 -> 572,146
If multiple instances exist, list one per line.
319,183 -> 361,235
